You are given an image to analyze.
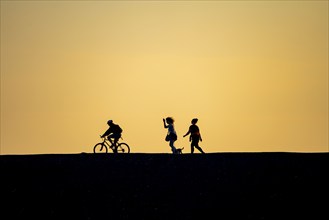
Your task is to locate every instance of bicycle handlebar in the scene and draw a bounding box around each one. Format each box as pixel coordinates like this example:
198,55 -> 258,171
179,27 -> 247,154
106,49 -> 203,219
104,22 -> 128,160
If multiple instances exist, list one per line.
99,135 -> 123,140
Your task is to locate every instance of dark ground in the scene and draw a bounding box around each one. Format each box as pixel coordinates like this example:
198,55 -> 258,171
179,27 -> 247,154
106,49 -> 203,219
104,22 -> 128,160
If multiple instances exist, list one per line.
1,152 -> 328,220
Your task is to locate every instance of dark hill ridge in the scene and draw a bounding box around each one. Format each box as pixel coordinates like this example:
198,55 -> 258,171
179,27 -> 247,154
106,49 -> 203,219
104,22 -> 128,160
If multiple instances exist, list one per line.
1,153 -> 328,220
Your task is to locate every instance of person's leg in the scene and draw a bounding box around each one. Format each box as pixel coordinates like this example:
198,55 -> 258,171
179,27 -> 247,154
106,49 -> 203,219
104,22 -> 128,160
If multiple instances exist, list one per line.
194,140 -> 205,154
169,140 -> 177,154
108,135 -> 113,145
195,146 -> 205,154
113,133 -> 122,153
191,139 -> 200,154
113,137 -> 119,153
108,134 -> 119,153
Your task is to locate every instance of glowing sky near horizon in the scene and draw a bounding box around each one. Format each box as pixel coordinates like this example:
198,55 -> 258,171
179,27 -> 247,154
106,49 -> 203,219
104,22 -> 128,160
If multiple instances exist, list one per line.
1,1 -> 328,154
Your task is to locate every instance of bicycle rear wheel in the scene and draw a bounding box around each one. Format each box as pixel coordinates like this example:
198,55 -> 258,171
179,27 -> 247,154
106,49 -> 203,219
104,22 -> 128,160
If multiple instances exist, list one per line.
93,143 -> 108,153
117,143 -> 130,153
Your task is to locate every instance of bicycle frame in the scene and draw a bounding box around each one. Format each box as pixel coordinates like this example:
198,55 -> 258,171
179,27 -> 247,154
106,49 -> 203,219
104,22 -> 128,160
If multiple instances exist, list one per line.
101,137 -> 119,150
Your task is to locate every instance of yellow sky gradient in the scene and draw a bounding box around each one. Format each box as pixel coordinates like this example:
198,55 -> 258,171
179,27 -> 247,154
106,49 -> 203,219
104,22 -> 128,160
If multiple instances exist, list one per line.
1,1 -> 328,154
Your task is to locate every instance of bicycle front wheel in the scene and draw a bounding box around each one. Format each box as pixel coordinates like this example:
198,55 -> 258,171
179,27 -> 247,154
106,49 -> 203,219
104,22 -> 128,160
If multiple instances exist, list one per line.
93,143 -> 108,153
117,143 -> 130,153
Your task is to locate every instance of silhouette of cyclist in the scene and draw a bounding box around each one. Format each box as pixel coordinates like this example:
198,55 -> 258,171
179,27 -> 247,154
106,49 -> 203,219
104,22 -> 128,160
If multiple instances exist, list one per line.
101,120 -> 123,152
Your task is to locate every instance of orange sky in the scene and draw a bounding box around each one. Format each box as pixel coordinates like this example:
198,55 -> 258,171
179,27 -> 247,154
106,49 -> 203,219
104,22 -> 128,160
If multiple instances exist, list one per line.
1,1 -> 328,154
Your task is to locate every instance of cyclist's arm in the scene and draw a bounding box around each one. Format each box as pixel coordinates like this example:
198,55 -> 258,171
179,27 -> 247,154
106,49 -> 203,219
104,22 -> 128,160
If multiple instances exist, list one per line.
101,128 -> 112,138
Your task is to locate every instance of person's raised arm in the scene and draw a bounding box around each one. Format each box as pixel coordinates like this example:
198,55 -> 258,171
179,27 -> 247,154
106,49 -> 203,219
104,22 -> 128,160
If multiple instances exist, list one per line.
163,118 -> 168,128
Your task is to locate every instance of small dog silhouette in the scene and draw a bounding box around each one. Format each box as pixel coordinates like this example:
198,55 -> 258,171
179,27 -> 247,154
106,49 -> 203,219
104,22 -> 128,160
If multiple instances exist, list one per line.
176,147 -> 184,154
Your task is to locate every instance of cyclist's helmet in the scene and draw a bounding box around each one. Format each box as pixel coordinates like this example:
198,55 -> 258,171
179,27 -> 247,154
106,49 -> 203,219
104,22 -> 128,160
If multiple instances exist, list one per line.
107,120 -> 113,125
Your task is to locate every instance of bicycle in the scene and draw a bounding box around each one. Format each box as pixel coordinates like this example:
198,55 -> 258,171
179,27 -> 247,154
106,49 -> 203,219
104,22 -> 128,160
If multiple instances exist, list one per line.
93,136 -> 130,154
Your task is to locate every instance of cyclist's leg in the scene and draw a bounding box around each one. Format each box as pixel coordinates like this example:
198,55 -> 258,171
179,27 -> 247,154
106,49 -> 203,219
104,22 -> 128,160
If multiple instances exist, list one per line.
115,133 -> 122,145
107,135 -> 116,152
107,135 -> 113,144
109,133 -> 120,153
113,138 -> 119,153
114,134 -> 122,150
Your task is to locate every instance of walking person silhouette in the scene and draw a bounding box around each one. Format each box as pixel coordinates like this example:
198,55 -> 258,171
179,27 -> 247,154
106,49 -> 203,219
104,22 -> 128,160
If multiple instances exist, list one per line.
163,117 -> 178,154
183,118 -> 205,154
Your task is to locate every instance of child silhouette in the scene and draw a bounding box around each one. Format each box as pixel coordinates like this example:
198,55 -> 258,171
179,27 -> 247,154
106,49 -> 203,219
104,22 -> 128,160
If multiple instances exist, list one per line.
163,117 -> 178,154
